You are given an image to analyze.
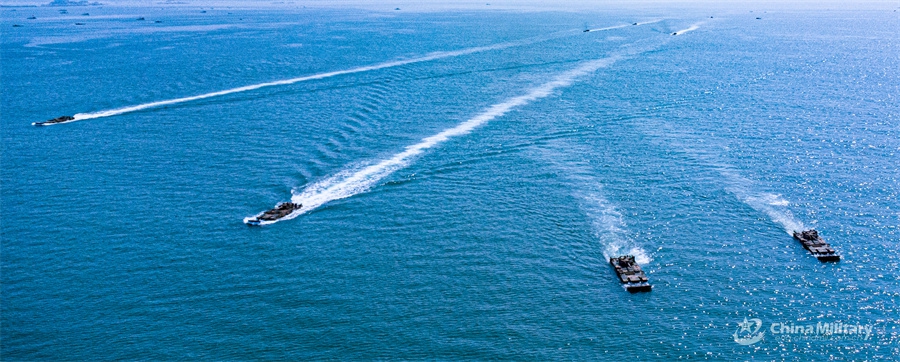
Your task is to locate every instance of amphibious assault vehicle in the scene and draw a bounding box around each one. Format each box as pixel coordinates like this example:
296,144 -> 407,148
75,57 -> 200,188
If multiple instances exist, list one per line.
33,115 -> 74,126
793,229 -> 840,262
609,255 -> 652,292
246,202 -> 302,226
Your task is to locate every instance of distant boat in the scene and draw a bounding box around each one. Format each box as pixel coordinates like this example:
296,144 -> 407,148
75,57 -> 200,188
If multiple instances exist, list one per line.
136,17 -> 145,21
756,17 -> 762,20
82,13 -> 90,16
75,22 -> 85,25
246,202 -> 302,226
33,115 -> 75,126
154,20 -> 162,23
13,24 -> 23,27
27,16 -> 36,20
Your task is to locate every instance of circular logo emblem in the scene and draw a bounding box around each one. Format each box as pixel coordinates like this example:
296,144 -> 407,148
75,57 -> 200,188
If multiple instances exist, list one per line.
733,318 -> 765,345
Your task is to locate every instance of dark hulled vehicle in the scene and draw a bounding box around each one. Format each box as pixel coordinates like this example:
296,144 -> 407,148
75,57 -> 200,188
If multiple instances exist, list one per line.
246,202 -> 302,226
793,229 -> 840,262
609,255 -> 652,292
33,115 -> 74,126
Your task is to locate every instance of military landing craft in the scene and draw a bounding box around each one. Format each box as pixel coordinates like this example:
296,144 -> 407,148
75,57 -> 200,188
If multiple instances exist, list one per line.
609,255 -> 652,292
793,229 -> 840,262
33,115 -> 74,126
246,202 -> 302,226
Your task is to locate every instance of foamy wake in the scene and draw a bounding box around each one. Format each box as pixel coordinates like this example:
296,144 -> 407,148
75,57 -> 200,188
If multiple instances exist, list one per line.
536,145 -> 651,264
635,120 -> 807,235
249,56 -> 623,224
586,24 -> 630,32
65,32 -> 573,123
635,19 -> 664,26
585,19 -> 663,33
697,158 -> 806,234
724,175 -> 806,234
672,22 -> 702,36
580,190 -> 651,265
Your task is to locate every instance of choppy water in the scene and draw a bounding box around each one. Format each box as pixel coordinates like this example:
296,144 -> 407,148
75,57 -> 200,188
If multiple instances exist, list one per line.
2,5 -> 898,360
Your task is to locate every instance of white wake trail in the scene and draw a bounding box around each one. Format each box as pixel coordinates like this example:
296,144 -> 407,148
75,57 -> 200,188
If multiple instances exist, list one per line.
582,190 -> 651,265
585,19 -> 662,33
672,22 -> 702,36
249,56 -> 623,224
586,24 -> 630,32
635,19 -> 664,26
536,145 -> 651,265
67,33 -> 572,123
673,145 -> 807,234
719,168 -> 806,234
638,121 -> 807,235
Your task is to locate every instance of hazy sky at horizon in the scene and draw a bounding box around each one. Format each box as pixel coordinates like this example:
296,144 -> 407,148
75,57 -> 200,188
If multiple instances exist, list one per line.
3,0 -> 896,11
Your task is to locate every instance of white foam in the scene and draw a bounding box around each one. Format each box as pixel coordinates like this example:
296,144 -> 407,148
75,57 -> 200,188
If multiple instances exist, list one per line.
587,24 -> 630,32
581,190 -> 652,265
251,56 -> 622,224
705,161 -> 806,235
635,19 -> 664,26
672,22 -> 702,36
636,119 -> 808,235
529,142 -> 652,265
760,193 -> 791,207
586,19 -> 662,33
65,32 -> 573,123
31,119 -> 78,126
731,185 -> 806,234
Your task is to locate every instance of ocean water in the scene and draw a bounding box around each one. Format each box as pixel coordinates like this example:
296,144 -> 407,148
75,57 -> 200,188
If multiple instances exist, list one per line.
2,5 -> 898,360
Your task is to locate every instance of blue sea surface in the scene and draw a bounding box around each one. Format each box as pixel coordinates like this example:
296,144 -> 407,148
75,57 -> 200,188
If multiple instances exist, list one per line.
2,5 -> 898,360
